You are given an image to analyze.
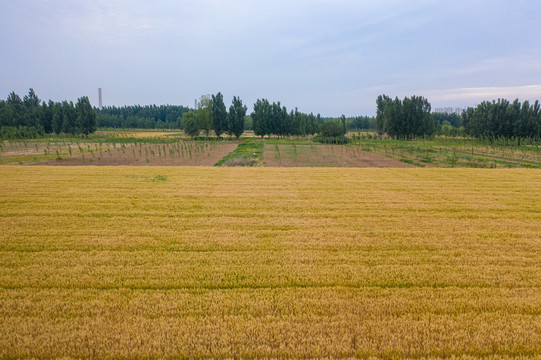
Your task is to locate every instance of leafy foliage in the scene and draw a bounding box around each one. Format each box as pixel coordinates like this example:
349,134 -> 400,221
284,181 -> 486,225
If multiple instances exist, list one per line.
197,95 -> 213,137
463,98 -> 541,142
433,112 -> 462,128
252,98 -> 318,138
313,135 -> 351,144
76,97 -> 97,136
181,111 -> 199,138
96,104 -> 190,129
228,96 -> 247,139
0,89 -> 97,138
211,92 -> 228,137
376,95 -> 434,138
319,121 -> 346,137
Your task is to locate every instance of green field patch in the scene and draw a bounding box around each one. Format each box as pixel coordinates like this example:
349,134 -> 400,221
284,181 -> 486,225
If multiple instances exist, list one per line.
215,139 -> 262,166
125,174 -> 169,182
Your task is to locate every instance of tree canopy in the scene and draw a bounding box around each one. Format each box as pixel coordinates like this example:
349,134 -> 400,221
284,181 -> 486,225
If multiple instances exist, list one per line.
181,111 -> 199,138
376,95 -> 434,138
0,89 -> 97,138
462,98 -> 541,141
211,92 -> 228,137
228,96 -> 247,139
96,104 -> 189,129
197,95 -> 213,137
251,98 -> 318,138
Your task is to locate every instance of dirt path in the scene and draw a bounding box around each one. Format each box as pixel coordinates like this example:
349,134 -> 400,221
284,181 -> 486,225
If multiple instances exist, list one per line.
263,144 -> 416,167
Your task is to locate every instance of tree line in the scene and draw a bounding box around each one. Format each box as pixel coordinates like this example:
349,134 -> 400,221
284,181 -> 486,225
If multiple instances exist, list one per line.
375,94 -> 541,141
251,99 -> 320,138
96,104 -> 191,129
182,93 -> 248,138
0,89 -> 96,139
182,94 -> 323,139
432,112 -> 462,128
462,99 -> 541,142
8,89 -> 537,142
320,116 -> 375,131
375,95 -> 434,138
432,112 -> 465,137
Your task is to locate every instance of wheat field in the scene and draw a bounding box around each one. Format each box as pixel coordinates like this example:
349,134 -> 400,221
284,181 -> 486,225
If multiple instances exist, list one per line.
0,166 -> 540,359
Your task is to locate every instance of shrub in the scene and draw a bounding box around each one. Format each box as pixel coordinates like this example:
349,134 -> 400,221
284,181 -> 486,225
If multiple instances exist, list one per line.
313,135 -> 351,144
319,121 -> 346,137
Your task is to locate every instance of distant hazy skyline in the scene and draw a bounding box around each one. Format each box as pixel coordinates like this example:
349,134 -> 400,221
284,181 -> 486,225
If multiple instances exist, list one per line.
1,0 -> 540,116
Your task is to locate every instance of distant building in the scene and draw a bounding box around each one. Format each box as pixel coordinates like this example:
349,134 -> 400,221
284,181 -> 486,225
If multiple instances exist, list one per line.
98,88 -> 103,109
433,107 -> 463,115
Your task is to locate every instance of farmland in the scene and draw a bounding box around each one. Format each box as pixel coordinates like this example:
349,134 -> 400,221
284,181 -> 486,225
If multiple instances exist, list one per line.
1,130 -> 541,168
0,138 -> 239,166
1,166 -> 540,358
263,143 -> 415,167
348,134 -> 541,168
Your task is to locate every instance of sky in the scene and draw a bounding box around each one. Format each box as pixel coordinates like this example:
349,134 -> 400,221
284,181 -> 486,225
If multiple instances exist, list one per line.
1,0 -> 541,116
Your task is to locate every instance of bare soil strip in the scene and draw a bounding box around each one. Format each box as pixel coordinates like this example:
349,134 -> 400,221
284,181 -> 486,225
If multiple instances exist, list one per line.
263,144 -> 416,167
38,142 -> 239,166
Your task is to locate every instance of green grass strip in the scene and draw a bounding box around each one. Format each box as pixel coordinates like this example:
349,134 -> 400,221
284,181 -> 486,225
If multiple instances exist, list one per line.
215,139 -> 263,166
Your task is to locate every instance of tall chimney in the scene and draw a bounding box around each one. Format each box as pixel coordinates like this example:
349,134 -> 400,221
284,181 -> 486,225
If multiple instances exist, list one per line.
98,88 -> 103,109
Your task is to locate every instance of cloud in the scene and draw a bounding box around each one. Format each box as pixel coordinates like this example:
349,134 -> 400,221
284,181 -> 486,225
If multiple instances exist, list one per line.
2,0 -> 541,115
442,56 -> 541,80
425,85 -> 541,106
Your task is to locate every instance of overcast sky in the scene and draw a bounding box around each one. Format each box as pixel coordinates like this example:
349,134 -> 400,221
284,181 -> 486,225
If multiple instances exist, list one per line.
1,0 -> 540,116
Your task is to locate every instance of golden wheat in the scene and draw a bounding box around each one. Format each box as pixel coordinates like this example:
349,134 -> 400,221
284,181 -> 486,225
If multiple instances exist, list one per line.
0,166 -> 540,359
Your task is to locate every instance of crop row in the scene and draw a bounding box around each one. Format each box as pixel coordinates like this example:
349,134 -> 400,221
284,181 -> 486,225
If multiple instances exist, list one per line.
0,167 -> 540,358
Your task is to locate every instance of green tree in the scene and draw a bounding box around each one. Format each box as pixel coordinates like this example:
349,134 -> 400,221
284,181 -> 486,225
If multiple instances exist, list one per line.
375,94 -> 391,135
0,100 -> 7,128
76,96 -> 97,136
40,100 -> 54,134
6,91 -> 24,128
375,94 -> 433,138
228,96 -> 247,139
252,98 -> 270,138
306,113 -> 317,135
52,102 -> 63,134
61,101 -> 77,135
433,112 -> 462,130
464,98 -> 541,141
340,114 -> 347,135
197,95 -> 212,137
23,88 -> 41,129
515,100 -> 540,142
383,97 -> 403,137
182,111 -> 199,138
211,92 -> 228,137
95,104 -> 190,129
319,121 -> 346,137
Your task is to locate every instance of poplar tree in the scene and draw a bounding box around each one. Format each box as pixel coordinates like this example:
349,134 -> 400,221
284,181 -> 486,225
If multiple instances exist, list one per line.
23,88 -> 41,128
463,98 -> 541,141
197,95 -> 212,137
76,96 -> 97,136
375,94 -> 433,138
6,92 -> 24,127
211,92 -> 228,137
252,98 -> 270,138
61,101 -> 77,135
228,96 -> 247,139
52,102 -> 63,134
